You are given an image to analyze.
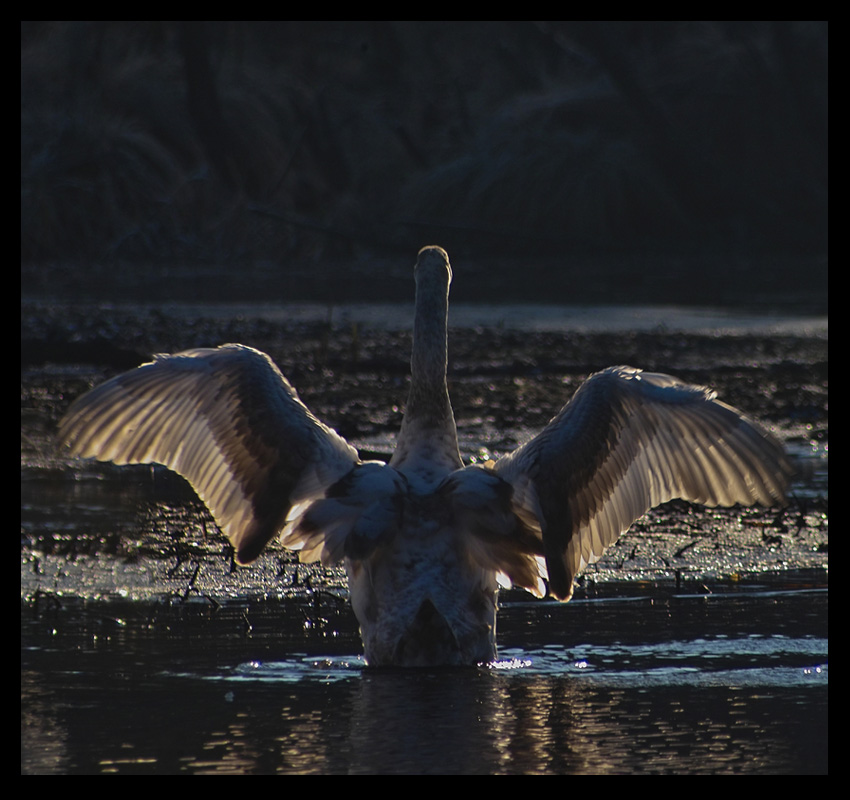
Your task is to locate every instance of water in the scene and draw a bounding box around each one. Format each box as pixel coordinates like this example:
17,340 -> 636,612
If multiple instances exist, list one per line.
21,584 -> 827,774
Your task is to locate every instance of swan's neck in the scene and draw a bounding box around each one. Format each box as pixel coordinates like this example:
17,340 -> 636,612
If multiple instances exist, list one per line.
393,259 -> 461,477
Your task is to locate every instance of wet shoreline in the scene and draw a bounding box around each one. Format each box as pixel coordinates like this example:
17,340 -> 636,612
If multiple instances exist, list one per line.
21,300 -> 827,603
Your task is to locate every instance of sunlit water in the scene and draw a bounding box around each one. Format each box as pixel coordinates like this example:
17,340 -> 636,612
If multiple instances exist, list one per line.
22,586 -> 827,774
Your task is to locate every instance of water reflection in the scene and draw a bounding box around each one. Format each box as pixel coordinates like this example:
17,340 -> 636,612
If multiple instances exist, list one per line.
22,588 -> 827,774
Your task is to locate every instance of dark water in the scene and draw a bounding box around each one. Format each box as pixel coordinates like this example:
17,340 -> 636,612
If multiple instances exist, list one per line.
22,582 -> 827,774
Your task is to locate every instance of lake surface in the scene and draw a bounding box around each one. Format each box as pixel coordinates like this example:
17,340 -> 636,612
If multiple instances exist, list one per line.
21,301 -> 828,774
22,582 -> 827,775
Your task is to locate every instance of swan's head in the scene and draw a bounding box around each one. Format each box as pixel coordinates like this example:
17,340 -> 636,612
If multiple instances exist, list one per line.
415,245 -> 452,286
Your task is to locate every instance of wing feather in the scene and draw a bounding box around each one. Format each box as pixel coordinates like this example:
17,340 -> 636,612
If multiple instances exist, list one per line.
495,366 -> 793,600
59,344 -> 360,564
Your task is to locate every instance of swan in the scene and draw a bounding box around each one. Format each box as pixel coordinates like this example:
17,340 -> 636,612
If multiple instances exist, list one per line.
59,246 -> 793,666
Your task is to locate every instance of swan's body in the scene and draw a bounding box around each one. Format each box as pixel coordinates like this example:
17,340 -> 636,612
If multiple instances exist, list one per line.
59,246 -> 792,666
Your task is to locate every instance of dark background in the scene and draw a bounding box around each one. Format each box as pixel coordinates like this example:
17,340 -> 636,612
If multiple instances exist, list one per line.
20,21 -> 828,308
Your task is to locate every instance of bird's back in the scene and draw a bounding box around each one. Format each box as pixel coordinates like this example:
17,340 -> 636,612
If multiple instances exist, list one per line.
346,483 -> 501,666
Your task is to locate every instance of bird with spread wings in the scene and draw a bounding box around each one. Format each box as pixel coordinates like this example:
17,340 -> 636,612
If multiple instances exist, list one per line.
60,246 -> 792,666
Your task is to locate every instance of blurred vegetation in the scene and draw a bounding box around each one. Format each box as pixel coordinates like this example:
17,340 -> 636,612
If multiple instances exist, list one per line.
21,21 -> 827,302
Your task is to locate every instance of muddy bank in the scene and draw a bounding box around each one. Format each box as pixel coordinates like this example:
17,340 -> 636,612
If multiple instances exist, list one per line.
21,301 -> 827,603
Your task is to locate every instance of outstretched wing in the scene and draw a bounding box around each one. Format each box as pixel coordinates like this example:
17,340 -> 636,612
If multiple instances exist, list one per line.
59,344 -> 361,564
494,366 -> 793,600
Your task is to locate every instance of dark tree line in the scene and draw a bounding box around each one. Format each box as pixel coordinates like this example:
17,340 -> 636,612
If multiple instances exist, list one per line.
21,22 -> 827,290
